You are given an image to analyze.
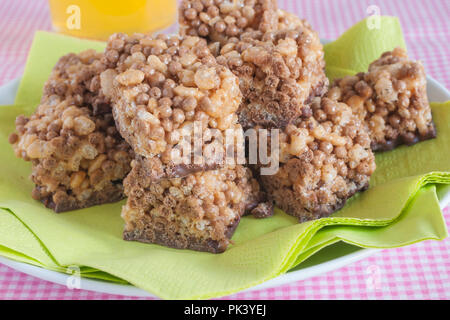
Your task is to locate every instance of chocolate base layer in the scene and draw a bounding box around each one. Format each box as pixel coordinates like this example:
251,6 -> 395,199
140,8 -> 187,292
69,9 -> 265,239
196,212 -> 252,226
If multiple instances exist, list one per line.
123,217 -> 240,254
371,122 -> 437,152
268,181 -> 370,222
133,155 -> 224,183
38,183 -> 125,213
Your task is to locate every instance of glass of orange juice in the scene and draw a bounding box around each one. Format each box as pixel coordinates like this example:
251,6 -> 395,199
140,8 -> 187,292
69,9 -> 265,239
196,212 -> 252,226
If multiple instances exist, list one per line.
48,0 -> 177,41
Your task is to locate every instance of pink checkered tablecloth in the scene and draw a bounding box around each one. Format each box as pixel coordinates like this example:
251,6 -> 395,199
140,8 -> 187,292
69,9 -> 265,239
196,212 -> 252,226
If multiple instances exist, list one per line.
0,0 -> 449,300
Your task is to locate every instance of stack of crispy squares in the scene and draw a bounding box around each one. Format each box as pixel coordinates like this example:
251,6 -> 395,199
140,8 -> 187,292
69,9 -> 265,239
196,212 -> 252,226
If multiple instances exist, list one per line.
101,32 -> 271,253
9,0 -> 436,253
179,1 -> 376,221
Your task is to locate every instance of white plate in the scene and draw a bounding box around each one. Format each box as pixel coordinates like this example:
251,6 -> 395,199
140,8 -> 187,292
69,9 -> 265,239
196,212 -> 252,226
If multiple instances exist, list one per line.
0,73 -> 449,298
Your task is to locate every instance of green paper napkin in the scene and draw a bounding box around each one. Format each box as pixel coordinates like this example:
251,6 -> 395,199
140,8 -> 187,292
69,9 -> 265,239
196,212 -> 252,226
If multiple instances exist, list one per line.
324,16 -> 407,82
0,17 -> 449,299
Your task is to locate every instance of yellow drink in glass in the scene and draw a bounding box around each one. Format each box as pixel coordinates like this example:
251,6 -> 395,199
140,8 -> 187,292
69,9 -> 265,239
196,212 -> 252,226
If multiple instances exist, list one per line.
48,0 -> 177,41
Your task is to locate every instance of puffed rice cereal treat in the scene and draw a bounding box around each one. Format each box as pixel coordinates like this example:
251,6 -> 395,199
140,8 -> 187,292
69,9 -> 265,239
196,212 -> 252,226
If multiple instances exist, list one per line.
179,0 -> 278,45
329,47 -> 436,151
9,51 -> 133,212
122,157 -> 272,253
101,33 -> 245,180
214,27 -> 328,129
258,97 -> 376,221
43,49 -> 111,115
9,95 -> 133,212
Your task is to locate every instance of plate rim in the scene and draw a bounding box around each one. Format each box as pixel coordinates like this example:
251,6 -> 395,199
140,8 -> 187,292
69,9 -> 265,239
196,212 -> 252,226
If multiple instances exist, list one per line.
0,71 -> 449,298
